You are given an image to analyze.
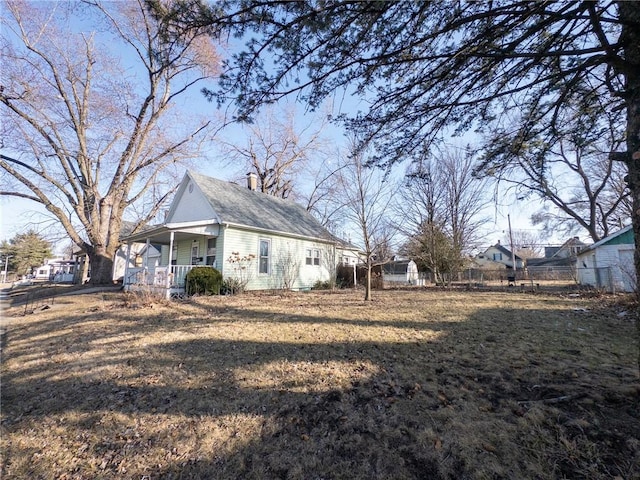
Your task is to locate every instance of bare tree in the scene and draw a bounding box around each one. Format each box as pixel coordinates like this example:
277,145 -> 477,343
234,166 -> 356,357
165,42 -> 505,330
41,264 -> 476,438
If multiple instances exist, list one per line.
302,155 -> 350,231
334,139 -> 394,301
482,92 -> 631,242
218,105 -> 327,199
0,0 -> 219,283
395,146 -> 492,281
503,230 -> 544,261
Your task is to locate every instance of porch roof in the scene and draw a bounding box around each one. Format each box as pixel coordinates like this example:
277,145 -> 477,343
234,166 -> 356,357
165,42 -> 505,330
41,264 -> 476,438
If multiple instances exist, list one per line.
122,221 -> 216,244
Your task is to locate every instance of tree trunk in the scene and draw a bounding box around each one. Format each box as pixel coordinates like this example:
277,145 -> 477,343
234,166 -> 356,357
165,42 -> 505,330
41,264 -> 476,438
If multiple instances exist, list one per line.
365,263 -> 372,301
88,247 -> 116,285
619,1 -> 640,373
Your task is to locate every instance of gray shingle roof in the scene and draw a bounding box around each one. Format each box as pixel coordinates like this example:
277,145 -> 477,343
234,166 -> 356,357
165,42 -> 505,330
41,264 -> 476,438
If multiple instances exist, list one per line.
491,243 -> 523,261
189,171 -> 336,242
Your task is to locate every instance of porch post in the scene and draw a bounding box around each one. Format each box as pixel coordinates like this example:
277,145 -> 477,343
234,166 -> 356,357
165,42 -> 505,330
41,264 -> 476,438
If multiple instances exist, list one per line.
123,242 -> 132,289
168,231 -> 175,288
144,238 -> 150,268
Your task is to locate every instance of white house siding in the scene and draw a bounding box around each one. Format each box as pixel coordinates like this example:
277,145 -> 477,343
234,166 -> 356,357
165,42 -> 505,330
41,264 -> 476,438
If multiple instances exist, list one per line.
220,227 -> 333,290
113,244 -> 144,282
578,244 -> 636,292
618,249 -> 636,292
174,240 -> 195,266
577,252 -> 597,287
168,179 -> 216,223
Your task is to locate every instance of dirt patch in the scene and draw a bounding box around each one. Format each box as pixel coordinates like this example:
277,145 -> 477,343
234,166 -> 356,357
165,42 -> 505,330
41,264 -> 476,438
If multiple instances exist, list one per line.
1,289 -> 638,479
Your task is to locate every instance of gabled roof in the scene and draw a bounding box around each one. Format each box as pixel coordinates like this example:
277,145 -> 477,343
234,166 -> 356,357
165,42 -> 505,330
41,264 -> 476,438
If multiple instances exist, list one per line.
577,225 -> 634,256
486,243 -> 523,261
188,171 -> 336,242
553,236 -> 588,257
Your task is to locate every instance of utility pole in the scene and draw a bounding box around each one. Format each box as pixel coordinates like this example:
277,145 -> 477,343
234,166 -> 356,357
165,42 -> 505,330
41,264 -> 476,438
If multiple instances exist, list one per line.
2,255 -> 11,283
508,214 -> 516,275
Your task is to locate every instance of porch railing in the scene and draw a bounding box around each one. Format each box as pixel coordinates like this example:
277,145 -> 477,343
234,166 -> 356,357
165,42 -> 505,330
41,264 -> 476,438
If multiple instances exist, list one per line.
124,265 -> 211,289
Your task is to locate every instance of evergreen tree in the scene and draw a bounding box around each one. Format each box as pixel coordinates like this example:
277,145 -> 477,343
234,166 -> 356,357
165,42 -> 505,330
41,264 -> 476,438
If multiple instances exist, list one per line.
1,230 -> 53,276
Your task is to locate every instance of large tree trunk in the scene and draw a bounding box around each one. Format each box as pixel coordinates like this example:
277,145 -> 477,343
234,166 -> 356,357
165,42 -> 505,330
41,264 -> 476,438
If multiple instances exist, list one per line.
365,263 -> 372,301
88,246 -> 116,285
619,1 -> 640,372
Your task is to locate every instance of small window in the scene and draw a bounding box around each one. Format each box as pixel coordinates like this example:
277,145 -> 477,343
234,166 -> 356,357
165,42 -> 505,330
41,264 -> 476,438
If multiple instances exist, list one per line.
259,239 -> 270,274
493,253 -> 502,261
306,248 -> 320,266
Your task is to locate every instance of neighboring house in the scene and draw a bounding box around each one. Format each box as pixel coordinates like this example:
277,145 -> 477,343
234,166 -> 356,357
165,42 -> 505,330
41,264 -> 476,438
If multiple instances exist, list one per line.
576,225 -> 636,293
121,171 -> 350,297
382,259 -> 420,285
476,242 -> 525,270
527,236 -> 588,276
33,258 -> 77,282
542,236 -> 588,260
112,243 -> 161,282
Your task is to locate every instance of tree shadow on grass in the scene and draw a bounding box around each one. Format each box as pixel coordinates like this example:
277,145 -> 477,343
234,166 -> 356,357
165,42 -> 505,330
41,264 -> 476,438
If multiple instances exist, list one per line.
1,295 -> 638,479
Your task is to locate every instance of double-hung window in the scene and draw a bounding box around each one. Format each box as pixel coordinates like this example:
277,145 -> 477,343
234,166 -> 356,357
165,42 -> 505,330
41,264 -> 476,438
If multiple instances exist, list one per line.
306,248 -> 320,266
259,239 -> 270,274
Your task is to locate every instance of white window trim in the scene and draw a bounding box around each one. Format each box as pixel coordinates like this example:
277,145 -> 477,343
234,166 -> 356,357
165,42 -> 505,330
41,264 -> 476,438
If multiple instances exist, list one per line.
259,238 -> 271,275
306,248 -> 321,266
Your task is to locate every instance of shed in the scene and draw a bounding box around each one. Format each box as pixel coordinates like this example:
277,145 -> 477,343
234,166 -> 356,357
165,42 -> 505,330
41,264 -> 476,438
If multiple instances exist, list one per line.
382,260 -> 419,285
576,225 -> 636,292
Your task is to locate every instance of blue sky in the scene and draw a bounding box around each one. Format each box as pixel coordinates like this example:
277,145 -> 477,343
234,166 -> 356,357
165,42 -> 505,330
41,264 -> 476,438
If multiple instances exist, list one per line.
0,1 -> 557,254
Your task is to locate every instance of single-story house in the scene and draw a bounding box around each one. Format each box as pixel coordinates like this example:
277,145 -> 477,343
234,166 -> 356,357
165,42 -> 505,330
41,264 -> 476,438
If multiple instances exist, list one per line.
121,171 -> 353,297
476,241 -> 525,270
382,259 -> 420,285
33,258 -> 77,282
576,225 -> 636,293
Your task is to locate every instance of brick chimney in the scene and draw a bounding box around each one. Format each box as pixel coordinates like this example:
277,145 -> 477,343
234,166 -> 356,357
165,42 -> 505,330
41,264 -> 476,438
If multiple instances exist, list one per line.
247,172 -> 258,191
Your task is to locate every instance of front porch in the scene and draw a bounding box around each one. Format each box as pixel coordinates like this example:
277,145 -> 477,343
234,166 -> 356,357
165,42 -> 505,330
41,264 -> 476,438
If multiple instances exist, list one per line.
124,264 -> 212,299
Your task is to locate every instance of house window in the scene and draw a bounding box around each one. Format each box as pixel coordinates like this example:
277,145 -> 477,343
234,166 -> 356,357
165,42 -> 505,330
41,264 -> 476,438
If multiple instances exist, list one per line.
259,239 -> 270,274
493,253 -> 502,261
206,238 -> 216,266
191,241 -> 199,265
306,248 -> 321,266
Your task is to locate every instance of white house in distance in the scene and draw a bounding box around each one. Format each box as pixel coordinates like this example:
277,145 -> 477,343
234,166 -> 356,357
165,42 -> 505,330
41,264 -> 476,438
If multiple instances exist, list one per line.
32,258 -> 77,282
476,241 -> 525,270
576,225 -> 636,293
121,171 -> 353,297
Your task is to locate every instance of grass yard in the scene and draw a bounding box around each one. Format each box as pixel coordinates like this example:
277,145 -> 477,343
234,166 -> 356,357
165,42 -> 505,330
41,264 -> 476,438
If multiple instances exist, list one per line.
1,289 -> 638,479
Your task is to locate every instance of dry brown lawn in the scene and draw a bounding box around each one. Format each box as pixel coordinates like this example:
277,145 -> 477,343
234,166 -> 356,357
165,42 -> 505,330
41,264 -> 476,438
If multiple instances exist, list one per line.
1,288 -> 638,480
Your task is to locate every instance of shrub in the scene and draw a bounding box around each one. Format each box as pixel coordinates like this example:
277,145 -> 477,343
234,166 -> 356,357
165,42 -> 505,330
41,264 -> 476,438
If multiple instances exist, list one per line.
221,277 -> 245,295
312,280 -> 331,290
185,267 -> 222,296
